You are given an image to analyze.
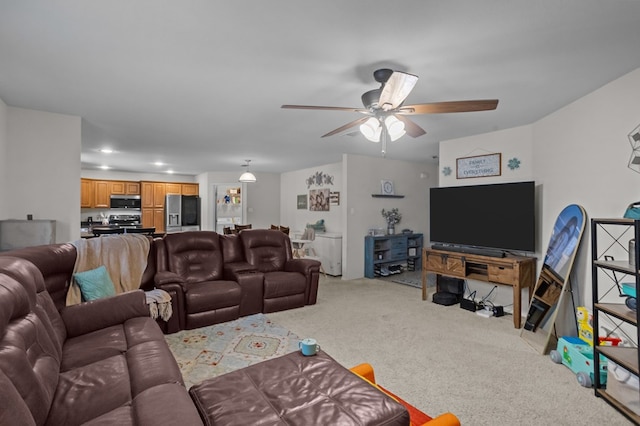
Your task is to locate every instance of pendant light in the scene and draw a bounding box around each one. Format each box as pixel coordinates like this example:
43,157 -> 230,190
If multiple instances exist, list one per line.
238,159 -> 257,183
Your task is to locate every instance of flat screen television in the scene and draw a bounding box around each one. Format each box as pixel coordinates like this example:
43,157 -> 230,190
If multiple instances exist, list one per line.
429,181 -> 536,255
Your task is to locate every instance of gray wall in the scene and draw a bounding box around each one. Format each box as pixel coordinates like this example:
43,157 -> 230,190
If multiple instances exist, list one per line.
0,98 -> 7,219
3,106 -> 81,243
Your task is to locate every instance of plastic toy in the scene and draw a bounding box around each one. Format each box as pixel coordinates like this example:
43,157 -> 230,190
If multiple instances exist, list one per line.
549,307 -> 620,387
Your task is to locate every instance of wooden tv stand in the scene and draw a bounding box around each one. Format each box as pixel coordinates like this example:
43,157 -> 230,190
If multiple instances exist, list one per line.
421,247 -> 537,328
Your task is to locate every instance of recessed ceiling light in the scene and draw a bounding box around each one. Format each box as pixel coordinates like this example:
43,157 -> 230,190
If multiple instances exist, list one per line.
154,161 -> 165,166
99,148 -> 114,154
99,165 -> 110,170
167,169 -> 174,174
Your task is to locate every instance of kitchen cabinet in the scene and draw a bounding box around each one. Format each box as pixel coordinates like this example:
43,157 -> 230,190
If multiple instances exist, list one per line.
141,182 -> 165,229
93,181 -> 110,208
181,184 -> 199,196
166,183 -> 181,195
141,182 -> 154,208
153,183 -> 166,207
80,179 -> 93,208
141,209 -> 154,231
125,182 -> 140,195
81,179 -> 141,208
109,180 -> 140,195
109,181 -> 126,195
139,180 -> 199,230
154,209 -> 165,233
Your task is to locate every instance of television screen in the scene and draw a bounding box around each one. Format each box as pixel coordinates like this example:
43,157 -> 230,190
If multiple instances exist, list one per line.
429,181 -> 535,253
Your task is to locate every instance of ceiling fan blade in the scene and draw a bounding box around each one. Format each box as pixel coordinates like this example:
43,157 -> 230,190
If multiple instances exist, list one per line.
397,99 -> 499,114
378,71 -> 419,111
394,114 -> 426,138
321,116 -> 371,138
282,104 -> 368,113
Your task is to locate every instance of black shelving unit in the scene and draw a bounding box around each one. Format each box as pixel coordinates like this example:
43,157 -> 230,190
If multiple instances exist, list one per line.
592,218 -> 640,424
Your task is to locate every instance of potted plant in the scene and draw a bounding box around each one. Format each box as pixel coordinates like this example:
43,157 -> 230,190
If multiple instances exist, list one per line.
381,208 -> 402,235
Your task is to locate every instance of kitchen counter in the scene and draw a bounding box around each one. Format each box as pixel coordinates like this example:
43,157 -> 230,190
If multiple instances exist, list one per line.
80,226 -> 160,238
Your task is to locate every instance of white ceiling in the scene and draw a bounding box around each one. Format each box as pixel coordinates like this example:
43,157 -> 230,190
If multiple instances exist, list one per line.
2,1 -> 640,175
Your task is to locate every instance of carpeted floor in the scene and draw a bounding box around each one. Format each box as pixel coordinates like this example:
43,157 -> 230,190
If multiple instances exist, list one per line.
165,313 -> 300,388
268,275 -> 634,426
164,275 -> 632,425
379,269 -> 435,289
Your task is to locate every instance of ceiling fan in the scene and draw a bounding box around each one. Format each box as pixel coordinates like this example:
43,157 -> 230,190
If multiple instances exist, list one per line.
282,68 -> 498,155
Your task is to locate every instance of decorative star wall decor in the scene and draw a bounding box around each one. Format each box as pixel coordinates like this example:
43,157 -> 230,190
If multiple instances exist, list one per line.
508,157 -> 521,170
306,171 -> 334,188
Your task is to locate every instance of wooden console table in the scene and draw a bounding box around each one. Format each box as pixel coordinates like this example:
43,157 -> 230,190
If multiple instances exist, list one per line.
421,248 -> 537,328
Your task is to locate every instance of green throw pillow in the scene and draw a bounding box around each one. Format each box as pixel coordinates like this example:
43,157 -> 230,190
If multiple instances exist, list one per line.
73,266 -> 116,301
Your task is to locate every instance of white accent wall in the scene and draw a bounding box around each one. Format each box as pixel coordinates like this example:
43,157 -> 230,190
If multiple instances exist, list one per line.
0,98 -> 7,219
438,66 -> 640,320
438,125 -> 534,187
279,156 -> 438,280
5,106 -> 81,243
533,67 -> 640,310
342,154 -> 438,280
280,162 -> 343,234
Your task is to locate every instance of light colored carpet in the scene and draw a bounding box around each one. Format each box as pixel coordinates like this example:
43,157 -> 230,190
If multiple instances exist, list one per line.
268,275 -> 633,426
165,313 -> 300,388
379,270 -> 434,289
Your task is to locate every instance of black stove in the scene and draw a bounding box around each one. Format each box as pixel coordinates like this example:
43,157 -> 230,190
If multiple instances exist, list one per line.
108,214 -> 141,227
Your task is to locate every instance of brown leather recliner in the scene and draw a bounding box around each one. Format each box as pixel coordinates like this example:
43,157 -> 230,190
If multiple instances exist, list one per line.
155,231 -> 242,330
240,229 -> 321,313
219,233 -> 265,317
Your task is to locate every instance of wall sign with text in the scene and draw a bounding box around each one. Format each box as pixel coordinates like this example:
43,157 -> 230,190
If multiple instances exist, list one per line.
456,153 -> 502,179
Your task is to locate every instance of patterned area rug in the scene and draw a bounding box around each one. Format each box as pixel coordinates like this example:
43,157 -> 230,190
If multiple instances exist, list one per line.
165,313 -> 301,388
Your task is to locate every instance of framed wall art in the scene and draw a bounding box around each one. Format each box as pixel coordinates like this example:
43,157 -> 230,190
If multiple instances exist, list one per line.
297,194 -> 307,210
309,188 -> 330,211
380,180 -> 395,195
456,153 -> 501,179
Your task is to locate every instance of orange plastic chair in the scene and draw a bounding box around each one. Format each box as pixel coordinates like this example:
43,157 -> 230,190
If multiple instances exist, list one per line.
349,363 -> 460,426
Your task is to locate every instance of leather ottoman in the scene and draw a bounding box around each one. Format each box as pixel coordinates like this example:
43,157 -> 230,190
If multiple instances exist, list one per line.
189,350 -> 410,426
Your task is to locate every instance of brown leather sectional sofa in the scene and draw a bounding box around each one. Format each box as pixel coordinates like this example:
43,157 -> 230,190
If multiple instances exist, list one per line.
0,229 -> 323,425
0,229 -> 442,425
2,229 -> 321,333
0,256 -> 205,425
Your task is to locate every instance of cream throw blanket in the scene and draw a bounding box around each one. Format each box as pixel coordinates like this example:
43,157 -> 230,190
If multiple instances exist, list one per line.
67,234 -> 151,306
145,289 -> 173,321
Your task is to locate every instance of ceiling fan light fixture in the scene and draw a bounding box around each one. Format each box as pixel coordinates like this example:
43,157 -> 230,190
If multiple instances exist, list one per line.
385,115 -> 405,134
389,129 -> 406,142
360,117 -> 381,142
239,160 -> 257,183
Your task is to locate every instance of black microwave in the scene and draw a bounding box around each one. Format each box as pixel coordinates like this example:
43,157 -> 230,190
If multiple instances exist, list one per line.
110,195 -> 141,210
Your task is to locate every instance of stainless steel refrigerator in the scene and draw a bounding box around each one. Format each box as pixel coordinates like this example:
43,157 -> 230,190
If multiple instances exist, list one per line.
165,194 -> 201,233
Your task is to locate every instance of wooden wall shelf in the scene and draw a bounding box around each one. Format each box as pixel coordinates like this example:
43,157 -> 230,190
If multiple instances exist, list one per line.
371,194 -> 405,198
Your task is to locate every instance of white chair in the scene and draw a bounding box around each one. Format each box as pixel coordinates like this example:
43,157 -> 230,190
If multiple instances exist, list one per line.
292,227 -> 326,275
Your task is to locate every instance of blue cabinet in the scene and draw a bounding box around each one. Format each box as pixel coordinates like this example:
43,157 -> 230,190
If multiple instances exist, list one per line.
364,234 -> 423,278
